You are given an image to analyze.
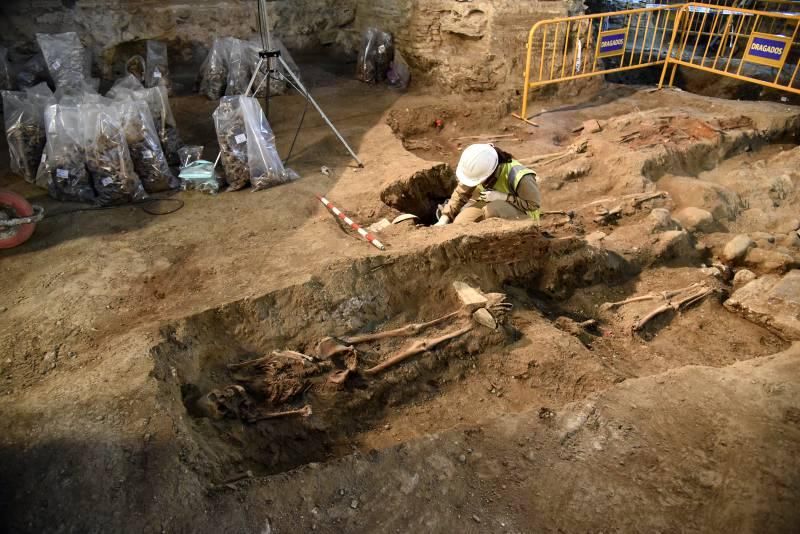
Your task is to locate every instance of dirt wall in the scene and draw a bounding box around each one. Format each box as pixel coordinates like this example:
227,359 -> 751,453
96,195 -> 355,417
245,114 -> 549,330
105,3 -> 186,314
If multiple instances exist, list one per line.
0,0 -> 357,78
0,0 -> 585,95
353,0 -> 586,93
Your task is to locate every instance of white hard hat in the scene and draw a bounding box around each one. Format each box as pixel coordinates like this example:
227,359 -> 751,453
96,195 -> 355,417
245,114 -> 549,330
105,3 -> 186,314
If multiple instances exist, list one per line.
456,144 -> 499,187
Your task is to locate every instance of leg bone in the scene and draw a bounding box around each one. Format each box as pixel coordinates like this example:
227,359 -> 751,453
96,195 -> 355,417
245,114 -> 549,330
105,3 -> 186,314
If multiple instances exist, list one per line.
364,324 -> 474,375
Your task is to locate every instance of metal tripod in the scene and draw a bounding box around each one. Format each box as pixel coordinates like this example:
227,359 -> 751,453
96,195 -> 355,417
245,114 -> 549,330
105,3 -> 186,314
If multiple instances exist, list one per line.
248,52 -> 364,167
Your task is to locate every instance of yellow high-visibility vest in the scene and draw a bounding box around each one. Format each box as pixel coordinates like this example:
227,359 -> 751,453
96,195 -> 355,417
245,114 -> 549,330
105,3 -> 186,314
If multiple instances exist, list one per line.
477,159 -> 540,222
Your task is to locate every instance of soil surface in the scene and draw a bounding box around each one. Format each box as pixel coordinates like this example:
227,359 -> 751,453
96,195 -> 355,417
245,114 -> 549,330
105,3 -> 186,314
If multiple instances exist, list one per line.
1,56 -> 800,533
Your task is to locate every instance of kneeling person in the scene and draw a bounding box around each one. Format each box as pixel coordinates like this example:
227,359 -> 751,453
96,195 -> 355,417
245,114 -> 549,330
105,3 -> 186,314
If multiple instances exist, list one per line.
435,144 -> 541,226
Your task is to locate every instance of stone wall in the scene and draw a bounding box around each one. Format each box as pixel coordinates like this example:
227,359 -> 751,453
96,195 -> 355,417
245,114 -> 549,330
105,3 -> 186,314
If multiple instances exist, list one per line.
0,0 -> 357,78
0,0 -> 584,94
351,0 -> 585,92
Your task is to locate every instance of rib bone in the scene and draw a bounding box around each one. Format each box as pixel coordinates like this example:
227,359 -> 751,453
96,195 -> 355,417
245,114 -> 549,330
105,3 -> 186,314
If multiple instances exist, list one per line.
633,287 -> 714,332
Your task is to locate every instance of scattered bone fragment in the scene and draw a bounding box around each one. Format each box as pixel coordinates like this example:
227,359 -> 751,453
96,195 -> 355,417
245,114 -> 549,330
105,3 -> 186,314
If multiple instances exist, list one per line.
484,293 -> 513,323
582,119 -> 602,134
631,191 -> 667,206
317,337 -> 355,360
599,283 -> 701,312
473,308 -> 497,330
367,218 -> 392,233
327,369 -> 350,385
553,317 -> 597,346
633,286 -> 716,332
594,205 -> 622,225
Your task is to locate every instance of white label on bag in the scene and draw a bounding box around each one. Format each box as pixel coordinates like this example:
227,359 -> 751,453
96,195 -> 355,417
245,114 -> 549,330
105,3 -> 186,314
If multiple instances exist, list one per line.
142,150 -> 153,159
52,60 -> 61,70
56,168 -> 68,179
153,68 -> 162,79
101,177 -> 113,187
235,134 -> 247,144
41,153 -> 47,163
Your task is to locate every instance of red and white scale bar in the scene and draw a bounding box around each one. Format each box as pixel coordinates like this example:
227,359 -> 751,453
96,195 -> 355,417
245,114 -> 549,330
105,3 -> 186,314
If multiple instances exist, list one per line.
317,195 -> 386,251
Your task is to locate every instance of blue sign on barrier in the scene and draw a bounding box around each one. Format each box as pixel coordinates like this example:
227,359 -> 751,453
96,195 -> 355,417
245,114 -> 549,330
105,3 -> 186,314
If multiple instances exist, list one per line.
598,29 -> 627,58
744,32 -> 790,68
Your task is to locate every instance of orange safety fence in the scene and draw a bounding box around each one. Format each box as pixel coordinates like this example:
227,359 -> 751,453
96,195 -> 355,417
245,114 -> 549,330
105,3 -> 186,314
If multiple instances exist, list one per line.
515,5 -> 682,124
515,3 -> 800,124
659,3 -> 800,94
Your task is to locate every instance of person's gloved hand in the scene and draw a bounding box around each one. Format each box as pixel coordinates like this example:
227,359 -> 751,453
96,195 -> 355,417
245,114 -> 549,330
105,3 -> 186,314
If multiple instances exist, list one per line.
434,215 -> 450,226
479,190 -> 508,203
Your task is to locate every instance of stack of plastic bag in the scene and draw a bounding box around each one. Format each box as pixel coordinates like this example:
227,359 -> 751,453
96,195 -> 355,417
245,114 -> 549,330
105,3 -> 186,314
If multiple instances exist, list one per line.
2,84 -> 55,183
356,28 -> 394,84
118,99 -> 179,193
105,73 -> 180,191
213,95 -> 297,192
145,40 -> 172,95
37,98 -> 96,203
135,85 -> 182,166
36,32 -> 92,95
81,98 -> 147,206
200,36 -> 301,100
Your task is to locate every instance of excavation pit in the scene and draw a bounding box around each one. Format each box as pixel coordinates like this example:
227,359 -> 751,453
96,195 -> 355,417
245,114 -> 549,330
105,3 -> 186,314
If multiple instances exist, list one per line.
150,229 -> 786,481
380,163 -> 457,225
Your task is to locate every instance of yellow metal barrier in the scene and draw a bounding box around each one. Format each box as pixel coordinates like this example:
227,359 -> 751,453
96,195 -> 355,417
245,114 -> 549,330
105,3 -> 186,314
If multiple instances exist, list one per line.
515,3 -> 800,124
658,3 -> 800,94
646,0 -> 800,13
514,5 -> 681,124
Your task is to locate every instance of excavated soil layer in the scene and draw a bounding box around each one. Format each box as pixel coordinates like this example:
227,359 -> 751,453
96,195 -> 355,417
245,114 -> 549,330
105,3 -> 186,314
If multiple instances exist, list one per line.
147,113 -> 800,482
149,227 -> 785,481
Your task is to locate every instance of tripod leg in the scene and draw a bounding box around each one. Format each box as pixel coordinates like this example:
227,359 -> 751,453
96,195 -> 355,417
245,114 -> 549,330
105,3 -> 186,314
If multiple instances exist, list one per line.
278,56 -> 364,167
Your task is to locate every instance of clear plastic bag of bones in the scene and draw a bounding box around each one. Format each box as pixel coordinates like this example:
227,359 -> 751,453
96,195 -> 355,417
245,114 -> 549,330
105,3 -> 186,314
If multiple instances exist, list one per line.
37,99 -> 96,203
240,96 -> 298,191
145,40 -> 172,95
356,28 -> 394,84
213,95 -> 250,191
214,96 -> 298,192
81,100 -> 147,206
125,54 -> 146,84
178,145 -> 204,168
225,38 -> 251,97
387,50 -> 411,91
2,83 -> 55,184
106,73 -> 144,101
36,32 -> 91,94
198,37 -> 231,100
134,85 -> 182,167
118,99 -> 179,193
